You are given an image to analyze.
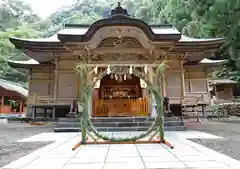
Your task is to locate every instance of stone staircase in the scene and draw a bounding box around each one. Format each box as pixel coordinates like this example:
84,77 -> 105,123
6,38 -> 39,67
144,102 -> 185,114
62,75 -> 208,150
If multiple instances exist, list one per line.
54,116 -> 186,132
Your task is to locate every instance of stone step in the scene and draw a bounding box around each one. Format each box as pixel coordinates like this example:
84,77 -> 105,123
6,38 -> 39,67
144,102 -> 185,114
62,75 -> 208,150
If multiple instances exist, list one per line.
56,121 -> 184,128
54,116 -> 186,132
54,126 -> 186,132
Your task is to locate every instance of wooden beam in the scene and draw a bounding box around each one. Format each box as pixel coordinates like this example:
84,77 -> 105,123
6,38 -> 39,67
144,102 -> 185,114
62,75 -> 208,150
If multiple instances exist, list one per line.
85,64 -> 163,67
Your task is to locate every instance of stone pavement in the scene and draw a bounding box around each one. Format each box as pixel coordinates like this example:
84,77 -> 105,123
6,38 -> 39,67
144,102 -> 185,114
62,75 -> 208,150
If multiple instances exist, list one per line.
1,131 -> 240,169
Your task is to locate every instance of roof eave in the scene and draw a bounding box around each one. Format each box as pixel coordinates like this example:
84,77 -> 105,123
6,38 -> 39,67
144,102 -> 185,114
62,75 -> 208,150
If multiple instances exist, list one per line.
178,38 -> 226,45
8,60 -> 53,69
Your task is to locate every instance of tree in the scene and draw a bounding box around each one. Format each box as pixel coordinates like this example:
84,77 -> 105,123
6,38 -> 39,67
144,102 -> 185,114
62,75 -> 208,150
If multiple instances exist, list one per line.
154,0 -> 240,81
0,0 -> 42,86
0,0 -> 41,30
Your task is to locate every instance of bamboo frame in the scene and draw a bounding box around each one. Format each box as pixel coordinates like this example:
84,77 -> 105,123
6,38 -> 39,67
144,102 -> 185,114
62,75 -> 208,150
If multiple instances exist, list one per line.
72,131 -> 174,151
72,64 -> 169,152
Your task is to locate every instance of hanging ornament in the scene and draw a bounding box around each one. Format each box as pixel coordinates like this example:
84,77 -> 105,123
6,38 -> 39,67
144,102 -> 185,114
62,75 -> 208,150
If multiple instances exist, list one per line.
144,65 -> 148,74
107,65 -> 111,75
94,66 -> 98,74
119,74 -> 123,82
124,74 -> 127,80
110,73 -> 114,79
129,65 -> 133,74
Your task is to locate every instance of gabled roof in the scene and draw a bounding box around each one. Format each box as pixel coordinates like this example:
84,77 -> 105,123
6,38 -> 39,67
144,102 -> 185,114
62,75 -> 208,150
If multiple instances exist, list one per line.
0,79 -> 28,98
9,2 -> 225,50
9,27 -> 225,46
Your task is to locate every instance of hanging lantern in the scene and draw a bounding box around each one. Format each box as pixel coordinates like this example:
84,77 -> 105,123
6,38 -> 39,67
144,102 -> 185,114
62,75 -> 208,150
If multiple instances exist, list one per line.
107,65 -> 111,75
129,65 -> 133,74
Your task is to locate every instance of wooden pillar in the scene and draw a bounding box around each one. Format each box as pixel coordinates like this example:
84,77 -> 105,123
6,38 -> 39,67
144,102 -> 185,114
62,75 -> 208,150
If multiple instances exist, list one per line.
1,96 -> 3,105
76,72 -> 80,98
0,96 -> 3,113
52,106 -> 56,121
9,97 -> 12,113
20,100 -> 23,113
53,57 -> 59,101
32,93 -> 37,119
32,106 -> 36,119
180,59 -> 185,98
28,69 -> 32,95
180,59 -> 185,116
76,57 -> 80,99
53,57 -> 59,118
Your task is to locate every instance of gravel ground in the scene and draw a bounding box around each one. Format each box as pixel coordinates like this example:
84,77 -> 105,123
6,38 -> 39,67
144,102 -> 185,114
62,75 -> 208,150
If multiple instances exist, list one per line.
187,118 -> 240,161
0,122 -> 54,168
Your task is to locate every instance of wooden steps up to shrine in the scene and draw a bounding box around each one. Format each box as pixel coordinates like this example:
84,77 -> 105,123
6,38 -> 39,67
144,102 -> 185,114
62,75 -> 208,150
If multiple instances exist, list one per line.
54,116 -> 186,132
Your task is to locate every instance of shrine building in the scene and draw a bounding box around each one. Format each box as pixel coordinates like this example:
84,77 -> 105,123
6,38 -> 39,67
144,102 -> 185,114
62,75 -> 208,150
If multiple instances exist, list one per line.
8,3 -> 229,120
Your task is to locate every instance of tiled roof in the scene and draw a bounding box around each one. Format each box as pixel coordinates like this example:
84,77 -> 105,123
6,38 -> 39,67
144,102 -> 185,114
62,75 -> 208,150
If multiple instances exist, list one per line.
0,79 -> 28,97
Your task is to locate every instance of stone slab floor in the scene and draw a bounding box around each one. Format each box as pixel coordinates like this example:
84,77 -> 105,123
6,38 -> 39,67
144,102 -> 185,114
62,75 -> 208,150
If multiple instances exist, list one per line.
1,131 -> 240,169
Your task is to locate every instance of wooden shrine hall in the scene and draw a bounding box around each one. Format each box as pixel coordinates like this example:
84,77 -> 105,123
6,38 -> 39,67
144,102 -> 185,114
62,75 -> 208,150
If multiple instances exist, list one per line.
8,3 -> 227,120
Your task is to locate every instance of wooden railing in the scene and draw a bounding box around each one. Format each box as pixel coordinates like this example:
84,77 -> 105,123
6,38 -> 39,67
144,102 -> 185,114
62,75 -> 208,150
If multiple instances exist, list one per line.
93,97 -> 149,117
169,93 -> 209,104
132,97 -> 149,116
180,94 -> 209,116
27,94 -> 75,105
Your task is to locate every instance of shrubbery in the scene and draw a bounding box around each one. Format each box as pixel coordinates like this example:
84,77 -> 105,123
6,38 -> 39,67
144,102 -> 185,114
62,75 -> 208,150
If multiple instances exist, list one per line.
212,102 -> 240,117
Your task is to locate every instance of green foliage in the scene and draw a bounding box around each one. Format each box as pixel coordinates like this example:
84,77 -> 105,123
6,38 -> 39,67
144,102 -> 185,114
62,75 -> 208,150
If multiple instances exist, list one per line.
0,0 -> 42,86
212,102 -> 240,117
155,0 -> 240,81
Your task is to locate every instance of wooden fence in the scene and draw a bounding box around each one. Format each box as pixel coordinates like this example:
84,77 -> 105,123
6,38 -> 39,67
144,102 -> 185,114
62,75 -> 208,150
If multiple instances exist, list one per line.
93,96 -> 149,117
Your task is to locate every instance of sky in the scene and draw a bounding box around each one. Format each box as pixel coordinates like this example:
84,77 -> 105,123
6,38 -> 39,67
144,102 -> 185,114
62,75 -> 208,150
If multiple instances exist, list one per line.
24,0 -> 75,19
